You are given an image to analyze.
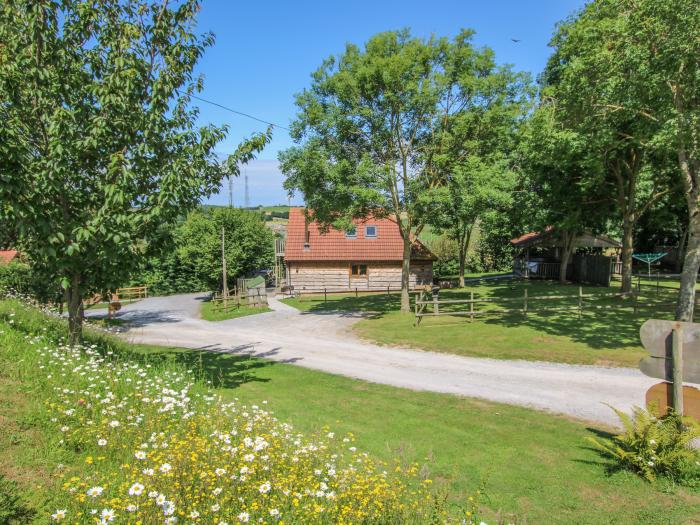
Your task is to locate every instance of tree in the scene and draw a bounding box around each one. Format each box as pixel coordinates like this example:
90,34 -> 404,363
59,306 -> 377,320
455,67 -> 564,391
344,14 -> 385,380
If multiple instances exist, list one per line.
428,63 -> 528,287
431,159 -> 515,286
0,0 -> 269,343
280,29 -> 526,311
544,3 -> 671,293
176,208 -> 274,291
520,105 -> 613,283
614,0 -> 700,321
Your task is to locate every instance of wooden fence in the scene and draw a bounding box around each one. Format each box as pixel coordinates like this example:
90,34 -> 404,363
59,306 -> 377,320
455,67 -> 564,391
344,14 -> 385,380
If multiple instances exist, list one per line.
210,286 -> 268,312
413,287 -> 686,326
115,286 -> 148,301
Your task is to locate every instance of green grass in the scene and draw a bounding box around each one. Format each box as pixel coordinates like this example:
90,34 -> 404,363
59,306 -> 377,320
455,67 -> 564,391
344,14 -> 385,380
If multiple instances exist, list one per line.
200,300 -> 271,321
283,279 -> 684,367
1,298 -> 699,523
130,344 -> 700,524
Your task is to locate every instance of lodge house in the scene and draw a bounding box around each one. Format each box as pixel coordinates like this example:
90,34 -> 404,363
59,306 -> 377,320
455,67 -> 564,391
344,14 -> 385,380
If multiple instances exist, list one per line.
284,208 -> 434,292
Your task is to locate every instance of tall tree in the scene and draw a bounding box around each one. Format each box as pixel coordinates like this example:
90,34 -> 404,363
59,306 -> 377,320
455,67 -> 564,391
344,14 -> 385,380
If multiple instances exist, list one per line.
280,29 -> 526,311
0,0 -> 269,343
428,65 -> 528,287
520,105 -> 613,283
544,3 -> 671,293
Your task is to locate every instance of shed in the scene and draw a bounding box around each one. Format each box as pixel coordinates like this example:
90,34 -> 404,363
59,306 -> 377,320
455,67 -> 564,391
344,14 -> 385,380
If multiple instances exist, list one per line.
511,228 -> 621,284
284,208 -> 434,292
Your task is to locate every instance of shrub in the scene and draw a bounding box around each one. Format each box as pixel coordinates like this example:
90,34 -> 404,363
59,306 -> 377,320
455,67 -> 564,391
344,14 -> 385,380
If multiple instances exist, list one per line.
588,405 -> 700,485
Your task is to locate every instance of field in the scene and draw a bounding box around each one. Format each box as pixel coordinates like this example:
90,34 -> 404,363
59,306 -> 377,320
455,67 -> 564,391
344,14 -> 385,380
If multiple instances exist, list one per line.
283,278 -> 684,367
1,298 -> 699,524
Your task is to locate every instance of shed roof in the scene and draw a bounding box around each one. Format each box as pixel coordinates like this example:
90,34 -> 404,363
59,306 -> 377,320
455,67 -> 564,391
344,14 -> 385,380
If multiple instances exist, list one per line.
285,208 -> 434,262
0,250 -> 19,264
511,228 -> 621,249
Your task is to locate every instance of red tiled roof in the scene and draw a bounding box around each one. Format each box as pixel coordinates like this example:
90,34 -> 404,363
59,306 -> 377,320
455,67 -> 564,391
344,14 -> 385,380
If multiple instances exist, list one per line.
0,250 -> 18,264
285,208 -> 434,262
510,227 -> 553,246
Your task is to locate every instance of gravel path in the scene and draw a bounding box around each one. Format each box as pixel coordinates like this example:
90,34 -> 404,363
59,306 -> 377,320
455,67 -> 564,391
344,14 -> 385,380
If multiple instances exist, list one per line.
91,292 -> 662,427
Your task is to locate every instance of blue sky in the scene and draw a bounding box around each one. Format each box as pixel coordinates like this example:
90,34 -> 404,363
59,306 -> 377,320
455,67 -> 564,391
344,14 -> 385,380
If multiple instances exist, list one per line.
196,0 -> 586,207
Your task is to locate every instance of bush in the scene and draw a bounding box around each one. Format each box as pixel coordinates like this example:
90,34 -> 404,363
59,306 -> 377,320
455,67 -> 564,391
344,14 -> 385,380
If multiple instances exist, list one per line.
427,238 -> 460,279
588,405 -> 700,485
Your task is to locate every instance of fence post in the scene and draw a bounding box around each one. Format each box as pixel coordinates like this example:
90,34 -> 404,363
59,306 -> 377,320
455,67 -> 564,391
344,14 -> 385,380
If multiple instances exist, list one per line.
523,289 -> 528,318
633,291 -> 638,315
672,325 -> 684,415
656,273 -> 660,295
470,291 -> 474,322
433,289 -> 439,316
355,287 -> 358,298
578,286 -> 583,320
637,275 -> 641,293
324,288 -> 327,303
387,286 -> 390,296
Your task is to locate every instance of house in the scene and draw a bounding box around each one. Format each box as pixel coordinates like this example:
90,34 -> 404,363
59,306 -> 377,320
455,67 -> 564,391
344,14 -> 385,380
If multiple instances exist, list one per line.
0,250 -> 19,265
511,228 -> 621,285
284,208 -> 434,292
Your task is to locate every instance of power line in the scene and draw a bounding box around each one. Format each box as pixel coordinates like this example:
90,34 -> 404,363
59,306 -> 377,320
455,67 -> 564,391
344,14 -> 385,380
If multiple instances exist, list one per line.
187,92 -> 291,131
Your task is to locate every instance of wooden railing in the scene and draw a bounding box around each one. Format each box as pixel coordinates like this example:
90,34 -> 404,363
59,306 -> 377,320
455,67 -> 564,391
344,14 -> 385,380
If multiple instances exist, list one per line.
513,259 -> 561,279
413,288 -> 660,326
115,286 -> 148,301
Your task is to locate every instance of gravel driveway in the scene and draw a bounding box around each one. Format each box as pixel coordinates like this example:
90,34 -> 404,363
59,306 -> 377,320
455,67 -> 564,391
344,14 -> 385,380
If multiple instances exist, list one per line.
91,292 -> 662,427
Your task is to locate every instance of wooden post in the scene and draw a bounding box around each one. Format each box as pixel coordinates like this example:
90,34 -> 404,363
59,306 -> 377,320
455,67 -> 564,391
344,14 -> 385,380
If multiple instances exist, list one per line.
633,292 -> 638,315
672,325 -> 684,415
387,286 -> 390,295
656,273 -> 660,295
324,288 -> 327,303
578,286 -> 583,320
637,274 -> 641,293
355,287 -> 358,298
433,289 -> 439,316
523,289 -> 528,318
221,227 -> 228,309
470,291 -> 474,322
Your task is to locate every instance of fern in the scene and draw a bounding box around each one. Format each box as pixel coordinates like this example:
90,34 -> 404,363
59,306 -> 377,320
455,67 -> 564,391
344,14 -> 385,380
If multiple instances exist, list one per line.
588,405 -> 700,485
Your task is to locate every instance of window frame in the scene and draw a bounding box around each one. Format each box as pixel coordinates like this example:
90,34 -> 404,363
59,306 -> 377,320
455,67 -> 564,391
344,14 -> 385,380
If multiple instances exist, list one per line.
364,225 -> 377,238
345,227 -> 357,239
349,263 -> 368,278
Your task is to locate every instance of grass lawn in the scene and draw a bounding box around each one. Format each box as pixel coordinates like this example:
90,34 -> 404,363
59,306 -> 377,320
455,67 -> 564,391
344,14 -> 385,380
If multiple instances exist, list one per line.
200,300 -> 271,321
131,344 -> 700,524
283,279 -> 685,367
1,298 -> 699,524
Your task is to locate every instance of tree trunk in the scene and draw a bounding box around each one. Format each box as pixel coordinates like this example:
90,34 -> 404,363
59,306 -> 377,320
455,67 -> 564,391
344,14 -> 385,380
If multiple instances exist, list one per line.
675,227 -> 688,274
66,273 -> 83,346
676,205 -> 700,321
457,227 -> 471,288
400,236 -> 412,313
620,218 -> 634,293
559,231 -> 575,284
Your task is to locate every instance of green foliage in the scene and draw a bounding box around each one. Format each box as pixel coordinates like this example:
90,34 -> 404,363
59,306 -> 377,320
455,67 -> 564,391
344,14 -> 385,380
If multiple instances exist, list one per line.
588,406 -> 700,485
426,237 -> 460,279
0,0 -> 269,340
0,475 -> 35,525
280,29 -> 527,309
0,261 -> 62,303
137,208 -> 274,294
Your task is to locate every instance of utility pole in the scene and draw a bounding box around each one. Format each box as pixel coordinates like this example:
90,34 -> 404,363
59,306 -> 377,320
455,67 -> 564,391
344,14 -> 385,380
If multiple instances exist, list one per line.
244,167 -> 250,209
221,226 -> 228,306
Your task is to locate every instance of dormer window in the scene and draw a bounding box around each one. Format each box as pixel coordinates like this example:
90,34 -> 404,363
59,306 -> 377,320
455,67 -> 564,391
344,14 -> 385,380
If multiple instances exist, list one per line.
345,227 -> 357,238
365,225 -> 377,238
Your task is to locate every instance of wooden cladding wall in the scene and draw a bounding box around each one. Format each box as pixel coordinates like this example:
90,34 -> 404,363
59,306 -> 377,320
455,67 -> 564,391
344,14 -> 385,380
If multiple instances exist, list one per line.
287,261 -> 433,292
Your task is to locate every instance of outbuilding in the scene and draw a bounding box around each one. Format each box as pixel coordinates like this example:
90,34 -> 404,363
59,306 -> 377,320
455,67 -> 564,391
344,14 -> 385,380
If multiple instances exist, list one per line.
284,208 -> 434,292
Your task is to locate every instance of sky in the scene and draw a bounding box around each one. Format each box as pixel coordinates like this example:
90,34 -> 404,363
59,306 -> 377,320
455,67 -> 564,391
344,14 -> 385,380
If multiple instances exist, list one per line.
195,0 -> 586,207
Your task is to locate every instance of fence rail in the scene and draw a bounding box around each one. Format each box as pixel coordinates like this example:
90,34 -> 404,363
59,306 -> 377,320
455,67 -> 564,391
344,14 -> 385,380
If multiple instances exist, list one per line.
413,287 -> 686,326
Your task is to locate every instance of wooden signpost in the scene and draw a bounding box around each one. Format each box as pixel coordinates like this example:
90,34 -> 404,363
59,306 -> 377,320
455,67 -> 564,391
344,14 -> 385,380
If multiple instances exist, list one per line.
639,319 -> 700,421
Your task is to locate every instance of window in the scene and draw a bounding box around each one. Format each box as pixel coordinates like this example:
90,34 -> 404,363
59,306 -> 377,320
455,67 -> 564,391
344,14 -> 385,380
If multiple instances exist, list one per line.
365,225 -> 377,238
350,264 -> 368,277
345,227 -> 357,238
